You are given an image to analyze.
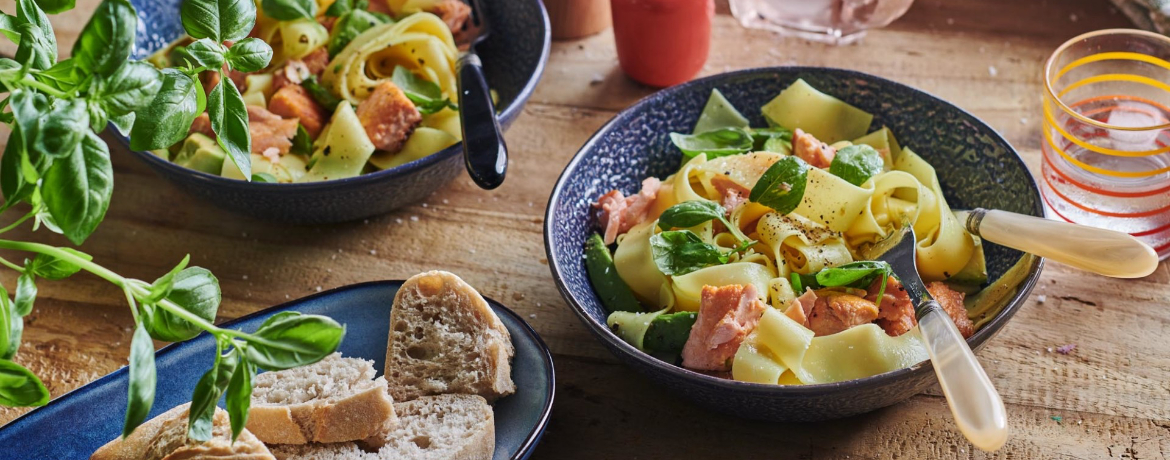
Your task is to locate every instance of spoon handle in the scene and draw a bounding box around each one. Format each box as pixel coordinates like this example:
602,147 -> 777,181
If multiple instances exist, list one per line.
917,302 -> 1008,452
456,52 -> 508,190
958,208 -> 1158,278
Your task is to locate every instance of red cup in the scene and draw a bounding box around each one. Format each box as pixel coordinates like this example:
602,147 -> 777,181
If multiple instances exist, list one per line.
610,0 -> 713,87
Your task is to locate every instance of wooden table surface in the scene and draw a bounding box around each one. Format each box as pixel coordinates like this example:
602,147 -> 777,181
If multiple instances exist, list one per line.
1,0 -> 1168,458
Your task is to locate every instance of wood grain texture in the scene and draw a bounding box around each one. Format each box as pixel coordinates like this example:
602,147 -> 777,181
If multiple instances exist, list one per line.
0,0 -> 1167,458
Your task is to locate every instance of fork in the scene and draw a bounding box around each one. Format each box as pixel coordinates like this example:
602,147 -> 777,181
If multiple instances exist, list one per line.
456,0 -> 508,190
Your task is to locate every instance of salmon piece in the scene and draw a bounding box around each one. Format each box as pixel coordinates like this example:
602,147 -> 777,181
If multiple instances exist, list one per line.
784,288 -> 817,325
227,69 -> 249,91
793,128 -> 836,169
302,47 -> 331,76
247,106 -> 299,155
712,175 -> 749,217
427,0 -> 473,44
318,16 -> 337,32
927,282 -> 974,338
867,276 -> 916,337
681,284 -> 767,372
806,290 -> 879,336
355,81 -> 423,153
268,85 -> 328,138
189,112 -> 214,138
200,70 -> 220,97
367,0 -> 392,14
594,177 -> 662,245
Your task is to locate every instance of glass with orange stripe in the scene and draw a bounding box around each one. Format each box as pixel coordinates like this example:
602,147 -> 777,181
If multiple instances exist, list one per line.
1042,29 -> 1170,259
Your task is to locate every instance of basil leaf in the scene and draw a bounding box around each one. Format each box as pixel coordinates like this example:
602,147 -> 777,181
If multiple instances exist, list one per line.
749,156 -> 809,215
87,99 -> 109,132
328,9 -> 388,57
187,348 -> 238,441
141,267 -> 221,342
42,131 -> 112,245
0,290 -> 13,359
243,312 -> 344,370
145,255 -> 190,304
251,172 -> 278,183
14,274 -> 36,317
224,37 -> 272,73
34,59 -> 80,90
130,69 -> 202,151
1,126 -> 35,205
324,0 -> 353,17
657,201 -> 727,231
99,61 -> 163,117
109,112 -> 135,136
225,358 -> 253,441
391,66 -> 454,115
829,144 -> 884,186
0,359 -> 49,406
35,99 -> 89,160
181,38 -> 226,69
0,14 -> 19,43
669,127 -> 753,159
649,230 -> 729,276
180,0 -> 257,43
261,0 -> 317,21
208,76 -> 252,178
26,248 -> 91,280
9,90 -> 50,165
14,0 -> 55,70
123,323 -> 156,438
71,0 -> 135,76
302,76 -> 340,112
34,0 -> 75,14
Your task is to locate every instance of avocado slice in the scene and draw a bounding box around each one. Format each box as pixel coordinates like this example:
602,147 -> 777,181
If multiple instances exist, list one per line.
761,78 -> 873,144
173,133 -> 226,175
585,233 -> 644,313
693,89 -> 750,134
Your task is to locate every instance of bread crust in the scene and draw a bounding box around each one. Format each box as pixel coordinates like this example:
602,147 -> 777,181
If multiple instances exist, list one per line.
247,375 -> 396,444
91,403 -> 274,460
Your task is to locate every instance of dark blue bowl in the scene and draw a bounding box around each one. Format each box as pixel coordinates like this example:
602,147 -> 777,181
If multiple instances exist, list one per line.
544,67 -> 1045,422
0,280 -> 555,459
124,0 -> 550,223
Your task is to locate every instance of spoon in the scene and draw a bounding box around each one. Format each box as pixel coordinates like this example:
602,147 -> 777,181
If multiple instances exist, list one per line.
954,208 -> 1158,278
871,226 -> 1008,452
456,0 -> 508,189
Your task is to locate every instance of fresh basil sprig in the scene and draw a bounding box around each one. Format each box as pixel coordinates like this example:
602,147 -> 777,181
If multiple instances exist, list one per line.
326,0 -> 391,57
261,0 -> 317,21
0,0 -> 343,444
749,156 -> 809,215
657,200 -> 751,244
813,260 -> 894,301
828,144 -> 884,186
649,230 -> 729,276
669,127 -> 753,159
391,66 -> 457,115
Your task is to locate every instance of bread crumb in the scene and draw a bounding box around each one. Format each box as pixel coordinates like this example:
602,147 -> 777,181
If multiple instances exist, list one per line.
442,199 -> 449,204
242,275 -> 249,280
1037,294 -> 1046,303
315,286 -> 322,292
422,203 -> 428,208
410,216 -> 419,222
369,249 -> 377,255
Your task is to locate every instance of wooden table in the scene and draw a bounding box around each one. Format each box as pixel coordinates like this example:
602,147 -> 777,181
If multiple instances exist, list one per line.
1,0 -> 1168,458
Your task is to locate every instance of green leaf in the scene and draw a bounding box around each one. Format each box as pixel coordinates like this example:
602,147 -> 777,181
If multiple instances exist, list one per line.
14,274 -> 36,317
14,0 -> 56,70
180,0 -> 257,43
71,0 -> 135,76
657,201 -> 727,231
1,126 -> 36,205
328,9 -> 388,57
391,66 -> 455,115
123,323 -> 156,438
649,230 -> 729,276
145,255 -> 191,304
0,14 -> 21,43
141,267 -> 221,342
243,312 -> 344,370
814,260 -> 892,299
302,76 -> 340,112
290,124 -> 312,154
749,156 -> 809,215
110,112 -> 135,136
0,291 -> 13,359
250,172 -> 278,183
35,99 -> 89,160
188,347 -> 237,441
749,127 -> 792,151
130,69 -> 201,151
87,99 -> 109,132
9,90 -> 50,168
34,58 -> 80,90
179,38 -> 225,69
324,0 -> 364,17
828,144 -> 884,186
34,0 -> 75,14
26,248 -> 92,280
42,131 -> 113,245
761,136 -> 789,154
225,358 -> 252,441
208,76 -> 252,178
0,359 -> 49,406
261,0 -> 317,21
224,37 -> 272,73
669,127 -> 753,159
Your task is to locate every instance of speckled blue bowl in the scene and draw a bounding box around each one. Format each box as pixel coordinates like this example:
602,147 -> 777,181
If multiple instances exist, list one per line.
544,67 -> 1045,422
124,0 -> 550,223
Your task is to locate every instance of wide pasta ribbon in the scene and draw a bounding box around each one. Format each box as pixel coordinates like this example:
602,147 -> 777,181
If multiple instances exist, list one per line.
322,13 -> 458,104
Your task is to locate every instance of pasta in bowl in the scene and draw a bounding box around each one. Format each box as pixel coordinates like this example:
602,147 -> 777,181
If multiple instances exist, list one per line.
545,68 -> 1043,421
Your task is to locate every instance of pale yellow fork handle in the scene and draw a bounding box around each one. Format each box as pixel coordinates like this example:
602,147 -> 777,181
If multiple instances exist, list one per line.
957,209 -> 1158,278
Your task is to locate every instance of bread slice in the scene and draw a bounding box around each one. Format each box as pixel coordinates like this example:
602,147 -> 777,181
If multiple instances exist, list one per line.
385,271 -> 515,402
269,394 -> 495,460
91,402 -> 274,460
248,353 -> 396,445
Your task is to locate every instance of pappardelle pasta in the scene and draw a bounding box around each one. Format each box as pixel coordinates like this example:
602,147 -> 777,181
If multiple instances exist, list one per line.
147,0 -> 474,183
586,80 -> 1029,385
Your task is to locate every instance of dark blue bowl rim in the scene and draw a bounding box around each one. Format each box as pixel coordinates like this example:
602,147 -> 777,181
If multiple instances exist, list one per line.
544,66 -> 1045,395
0,280 -> 556,460
124,0 -> 552,191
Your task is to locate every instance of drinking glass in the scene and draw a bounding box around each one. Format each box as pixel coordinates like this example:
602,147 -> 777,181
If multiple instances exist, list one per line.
728,0 -> 914,45
1041,29 -> 1170,259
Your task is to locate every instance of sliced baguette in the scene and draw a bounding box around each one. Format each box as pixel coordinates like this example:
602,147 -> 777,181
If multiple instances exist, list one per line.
248,353 -> 396,445
91,402 -> 274,460
385,271 -> 515,402
269,394 -> 495,460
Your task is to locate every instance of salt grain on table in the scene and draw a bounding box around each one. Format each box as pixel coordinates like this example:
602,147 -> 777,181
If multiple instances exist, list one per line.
988,65 -> 998,77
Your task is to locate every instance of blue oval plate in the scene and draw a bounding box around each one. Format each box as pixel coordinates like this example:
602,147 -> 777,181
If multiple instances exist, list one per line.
0,281 -> 554,459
